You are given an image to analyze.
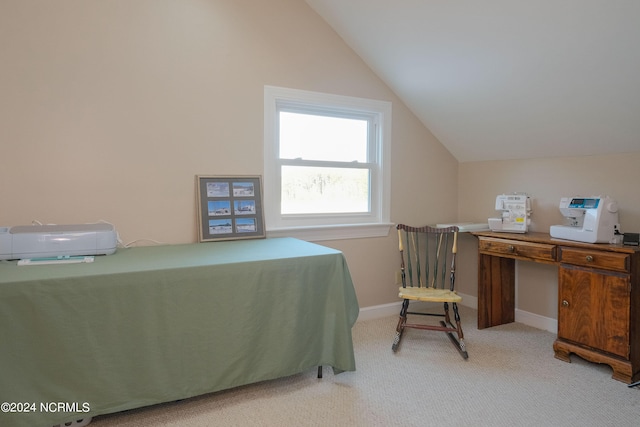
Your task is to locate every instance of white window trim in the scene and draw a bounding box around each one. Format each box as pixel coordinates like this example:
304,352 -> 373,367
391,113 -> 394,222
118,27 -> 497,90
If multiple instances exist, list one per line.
264,86 -> 392,241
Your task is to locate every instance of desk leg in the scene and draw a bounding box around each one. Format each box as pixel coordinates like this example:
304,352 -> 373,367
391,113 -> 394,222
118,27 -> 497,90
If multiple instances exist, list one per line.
477,254 -> 516,329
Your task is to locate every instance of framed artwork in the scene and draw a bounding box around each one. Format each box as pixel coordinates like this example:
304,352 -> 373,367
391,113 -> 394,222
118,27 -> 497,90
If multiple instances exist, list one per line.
196,175 -> 266,242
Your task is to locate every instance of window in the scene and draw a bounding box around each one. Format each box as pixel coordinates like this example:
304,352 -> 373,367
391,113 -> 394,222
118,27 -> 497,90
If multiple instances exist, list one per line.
264,86 -> 391,241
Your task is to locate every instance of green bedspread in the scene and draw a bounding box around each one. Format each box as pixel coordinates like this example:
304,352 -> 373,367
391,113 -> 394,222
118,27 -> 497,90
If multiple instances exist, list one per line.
0,237 -> 359,427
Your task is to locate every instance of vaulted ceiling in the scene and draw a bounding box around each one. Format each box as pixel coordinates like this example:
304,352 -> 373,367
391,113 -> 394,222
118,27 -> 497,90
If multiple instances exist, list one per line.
305,0 -> 640,162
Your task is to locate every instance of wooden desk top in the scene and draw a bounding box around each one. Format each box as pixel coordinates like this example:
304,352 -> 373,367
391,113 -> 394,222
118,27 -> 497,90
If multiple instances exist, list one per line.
471,231 -> 640,254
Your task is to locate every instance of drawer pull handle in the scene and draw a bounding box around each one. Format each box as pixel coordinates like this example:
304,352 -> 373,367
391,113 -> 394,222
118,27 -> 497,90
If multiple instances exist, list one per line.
586,255 -> 594,262
508,245 -> 515,253
562,300 -> 569,307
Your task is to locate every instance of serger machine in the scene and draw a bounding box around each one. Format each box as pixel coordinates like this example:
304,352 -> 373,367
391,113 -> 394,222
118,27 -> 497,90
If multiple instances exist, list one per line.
488,194 -> 532,233
549,196 -> 619,244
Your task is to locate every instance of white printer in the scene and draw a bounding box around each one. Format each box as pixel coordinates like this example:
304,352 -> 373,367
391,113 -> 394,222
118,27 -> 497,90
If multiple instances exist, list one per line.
549,196 -> 619,244
0,223 -> 118,260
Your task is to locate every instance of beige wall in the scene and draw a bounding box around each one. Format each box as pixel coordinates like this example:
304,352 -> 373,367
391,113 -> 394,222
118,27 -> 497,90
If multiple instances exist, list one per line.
5,1 -> 632,319
0,0 -> 458,309
458,152 -> 640,319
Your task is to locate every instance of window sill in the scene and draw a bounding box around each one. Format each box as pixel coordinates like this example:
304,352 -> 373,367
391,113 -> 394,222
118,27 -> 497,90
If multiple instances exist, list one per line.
266,223 -> 393,242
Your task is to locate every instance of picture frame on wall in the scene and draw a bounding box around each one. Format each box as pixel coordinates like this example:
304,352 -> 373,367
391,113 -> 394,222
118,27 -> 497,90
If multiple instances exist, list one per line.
196,175 -> 266,242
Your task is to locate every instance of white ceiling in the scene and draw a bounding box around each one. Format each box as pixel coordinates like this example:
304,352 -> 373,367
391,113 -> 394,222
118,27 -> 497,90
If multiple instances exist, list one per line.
304,0 -> 640,162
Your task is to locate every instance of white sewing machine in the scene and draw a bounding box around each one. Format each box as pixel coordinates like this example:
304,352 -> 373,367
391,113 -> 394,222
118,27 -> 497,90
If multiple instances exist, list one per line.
488,194 -> 532,233
549,196 -> 619,243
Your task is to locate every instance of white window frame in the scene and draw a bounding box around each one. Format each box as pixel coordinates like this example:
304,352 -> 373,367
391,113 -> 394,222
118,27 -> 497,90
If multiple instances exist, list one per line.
264,86 -> 392,241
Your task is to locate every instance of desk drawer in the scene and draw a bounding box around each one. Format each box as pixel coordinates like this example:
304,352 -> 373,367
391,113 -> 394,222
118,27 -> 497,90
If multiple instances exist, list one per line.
478,237 -> 556,262
559,247 -> 630,272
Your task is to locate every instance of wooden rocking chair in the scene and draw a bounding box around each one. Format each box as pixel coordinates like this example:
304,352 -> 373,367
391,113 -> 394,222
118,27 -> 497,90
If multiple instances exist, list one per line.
392,224 -> 468,359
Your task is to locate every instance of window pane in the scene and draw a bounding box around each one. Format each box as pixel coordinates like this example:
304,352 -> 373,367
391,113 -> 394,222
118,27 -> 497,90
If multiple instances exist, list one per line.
279,112 -> 368,162
281,166 -> 370,214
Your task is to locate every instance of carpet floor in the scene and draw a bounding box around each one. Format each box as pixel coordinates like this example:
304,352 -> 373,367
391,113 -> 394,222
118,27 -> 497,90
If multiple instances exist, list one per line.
90,305 -> 639,426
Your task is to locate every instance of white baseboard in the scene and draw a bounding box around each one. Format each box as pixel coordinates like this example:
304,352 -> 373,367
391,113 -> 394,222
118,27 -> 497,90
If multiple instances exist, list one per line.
356,292 -> 477,322
515,309 -> 558,333
357,292 -> 558,333
357,302 -> 403,322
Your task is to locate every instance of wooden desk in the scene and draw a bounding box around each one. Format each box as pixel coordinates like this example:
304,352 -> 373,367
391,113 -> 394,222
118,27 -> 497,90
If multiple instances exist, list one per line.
472,231 -> 640,384
0,238 -> 359,427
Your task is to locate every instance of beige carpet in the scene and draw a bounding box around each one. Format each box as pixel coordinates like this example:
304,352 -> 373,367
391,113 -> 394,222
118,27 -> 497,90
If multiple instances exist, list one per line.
90,305 -> 639,426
